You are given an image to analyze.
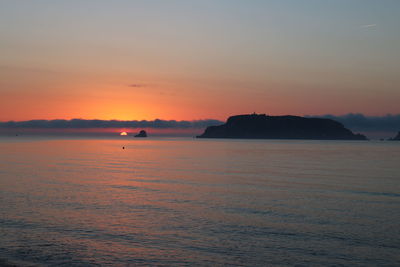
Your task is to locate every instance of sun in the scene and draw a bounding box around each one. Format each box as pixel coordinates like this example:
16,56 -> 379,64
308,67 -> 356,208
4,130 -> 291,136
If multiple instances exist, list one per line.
120,131 -> 128,136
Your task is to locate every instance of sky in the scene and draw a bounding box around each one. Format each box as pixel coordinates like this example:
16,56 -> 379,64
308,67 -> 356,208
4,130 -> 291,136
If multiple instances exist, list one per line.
1,0 -> 399,122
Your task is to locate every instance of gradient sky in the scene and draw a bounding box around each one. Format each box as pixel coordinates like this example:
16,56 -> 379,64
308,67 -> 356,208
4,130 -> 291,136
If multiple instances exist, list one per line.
1,0 -> 399,121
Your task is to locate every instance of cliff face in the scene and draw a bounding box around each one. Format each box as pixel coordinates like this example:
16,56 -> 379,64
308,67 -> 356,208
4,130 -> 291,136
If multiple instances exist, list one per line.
197,114 -> 367,140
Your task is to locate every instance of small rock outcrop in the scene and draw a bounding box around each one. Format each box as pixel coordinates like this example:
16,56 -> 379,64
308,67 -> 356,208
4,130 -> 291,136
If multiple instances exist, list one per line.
197,114 -> 367,140
389,131 -> 400,141
134,130 -> 147,138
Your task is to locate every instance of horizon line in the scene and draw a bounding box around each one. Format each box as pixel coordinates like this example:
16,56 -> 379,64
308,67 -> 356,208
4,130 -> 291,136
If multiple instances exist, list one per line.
2,112 -> 400,124
0,113 -> 399,133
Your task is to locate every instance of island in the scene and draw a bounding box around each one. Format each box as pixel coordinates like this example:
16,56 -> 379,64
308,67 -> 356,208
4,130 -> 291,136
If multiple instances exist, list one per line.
389,131 -> 400,141
197,114 -> 367,140
134,130 -> 147,138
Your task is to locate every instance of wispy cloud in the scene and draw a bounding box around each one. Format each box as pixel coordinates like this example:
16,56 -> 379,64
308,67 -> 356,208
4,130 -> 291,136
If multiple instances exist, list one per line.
128,84 -> 145,88
361,24 -> 377,29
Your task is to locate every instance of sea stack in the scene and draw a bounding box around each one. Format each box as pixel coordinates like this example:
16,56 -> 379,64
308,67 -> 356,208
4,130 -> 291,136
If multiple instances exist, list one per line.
197,113 -> 367,140
134,130 -> 147,138
389,131 -> 400,141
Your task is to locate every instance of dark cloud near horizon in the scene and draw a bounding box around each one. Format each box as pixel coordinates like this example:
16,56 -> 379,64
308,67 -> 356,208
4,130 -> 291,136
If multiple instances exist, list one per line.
128,84 -> 145,88
0,119 -> 223,129
307,114 -> 400,132
2,114 -> 399,133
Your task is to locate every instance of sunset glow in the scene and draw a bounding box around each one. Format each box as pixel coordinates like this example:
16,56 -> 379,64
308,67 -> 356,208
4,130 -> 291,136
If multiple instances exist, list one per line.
0,1 -> 399,122
1,2 -> 399,266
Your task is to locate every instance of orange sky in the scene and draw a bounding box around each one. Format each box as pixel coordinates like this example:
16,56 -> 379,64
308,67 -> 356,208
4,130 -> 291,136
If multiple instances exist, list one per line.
1,1 -> 399,121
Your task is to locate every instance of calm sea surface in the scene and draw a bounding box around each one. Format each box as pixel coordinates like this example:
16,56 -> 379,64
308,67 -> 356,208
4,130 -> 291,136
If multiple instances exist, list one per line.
0,137 -> 399,266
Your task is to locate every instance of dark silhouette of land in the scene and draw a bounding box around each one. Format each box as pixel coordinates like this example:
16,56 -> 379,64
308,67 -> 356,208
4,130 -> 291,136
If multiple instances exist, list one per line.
197,114 -> 367,140
134,130 -> 147,138
389,131 -> 400,141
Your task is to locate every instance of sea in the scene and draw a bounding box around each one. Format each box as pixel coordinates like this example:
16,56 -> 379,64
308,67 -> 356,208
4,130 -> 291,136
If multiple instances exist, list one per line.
0,136 -> 399,266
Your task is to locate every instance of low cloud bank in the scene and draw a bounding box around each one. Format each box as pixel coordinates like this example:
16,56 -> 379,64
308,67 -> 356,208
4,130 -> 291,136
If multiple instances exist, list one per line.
2,114 -> 399,135
307,114 -> 400,132
0,119 -> 223,129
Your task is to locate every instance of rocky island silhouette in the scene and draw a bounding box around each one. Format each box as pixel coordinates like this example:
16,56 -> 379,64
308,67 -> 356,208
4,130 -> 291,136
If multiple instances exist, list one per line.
134,130 -> 147,138
197,114 -> 367,140
389,131 -> 400,141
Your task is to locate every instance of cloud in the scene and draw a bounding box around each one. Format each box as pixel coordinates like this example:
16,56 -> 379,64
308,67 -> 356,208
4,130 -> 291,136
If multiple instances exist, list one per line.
128,84 -> 145,88
307,114 -> 400,132
3,114 -> 399,136
361,24 -> 377,29
0,119 -> 223,129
